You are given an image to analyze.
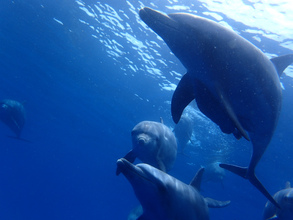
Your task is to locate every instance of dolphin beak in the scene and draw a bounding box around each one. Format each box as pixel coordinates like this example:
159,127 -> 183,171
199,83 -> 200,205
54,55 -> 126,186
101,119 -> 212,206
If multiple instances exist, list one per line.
116,158 -> 136,176
139,7 -> 180,38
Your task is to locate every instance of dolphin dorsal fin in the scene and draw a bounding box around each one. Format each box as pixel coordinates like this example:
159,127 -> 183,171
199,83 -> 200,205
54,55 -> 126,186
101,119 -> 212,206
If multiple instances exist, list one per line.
189,167 -> 204,191
160,117 -> 164,124
270,54 -> 293,77
285,181 -> 291,189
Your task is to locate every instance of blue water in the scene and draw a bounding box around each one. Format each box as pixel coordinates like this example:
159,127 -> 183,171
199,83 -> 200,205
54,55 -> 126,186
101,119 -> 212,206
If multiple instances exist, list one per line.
1,0 -> 293,219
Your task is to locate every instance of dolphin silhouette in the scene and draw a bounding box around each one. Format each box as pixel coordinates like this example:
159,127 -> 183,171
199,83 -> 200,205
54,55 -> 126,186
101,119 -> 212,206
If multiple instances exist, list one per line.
117,119 -> 177,175
263,182 -> 293,220
117,158 -> 230,220
139,7 -> 293,208
0,99 -> 26,138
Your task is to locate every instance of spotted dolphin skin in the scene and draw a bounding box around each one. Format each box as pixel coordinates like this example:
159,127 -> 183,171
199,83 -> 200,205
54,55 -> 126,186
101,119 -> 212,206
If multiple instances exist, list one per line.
0,99 -> 26,138
117,158 -> 230,220
263,182 -> 293,220
139,7 -> 293,207
117,120 -> 177,174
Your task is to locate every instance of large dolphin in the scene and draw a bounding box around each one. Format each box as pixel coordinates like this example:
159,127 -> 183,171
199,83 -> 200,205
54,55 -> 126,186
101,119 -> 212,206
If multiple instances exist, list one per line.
117,119 -> 177,174
139,7 -> 293,207
263,182 -> 293,220
117,158 -> 230,220
0,99 -> 26,138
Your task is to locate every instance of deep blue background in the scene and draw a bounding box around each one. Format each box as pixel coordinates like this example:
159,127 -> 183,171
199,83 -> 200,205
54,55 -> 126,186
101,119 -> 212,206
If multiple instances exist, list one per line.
0,0 -> 293,219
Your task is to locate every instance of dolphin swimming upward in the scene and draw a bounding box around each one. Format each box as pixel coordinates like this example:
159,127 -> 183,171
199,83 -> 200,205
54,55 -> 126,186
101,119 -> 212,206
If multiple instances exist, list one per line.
0,99 -> 26,138
139,7 -> 293,208
117,158 -> 230,220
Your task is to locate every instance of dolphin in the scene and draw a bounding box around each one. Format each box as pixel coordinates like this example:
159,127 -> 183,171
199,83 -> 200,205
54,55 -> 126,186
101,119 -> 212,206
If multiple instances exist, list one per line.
139,7 -> 293,207
263,182 -> 293,220
117,119 -> 177,174
117,158 -> 230,220
203,162 -> 226,184
0,99 -> 26,138
173,114 -> 193,153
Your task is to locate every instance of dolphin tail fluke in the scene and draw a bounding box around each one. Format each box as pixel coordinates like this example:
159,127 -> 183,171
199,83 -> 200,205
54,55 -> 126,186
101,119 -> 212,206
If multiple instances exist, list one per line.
219,163 -> 247,178
205,197 -> 230,208
220,163 -> 280,209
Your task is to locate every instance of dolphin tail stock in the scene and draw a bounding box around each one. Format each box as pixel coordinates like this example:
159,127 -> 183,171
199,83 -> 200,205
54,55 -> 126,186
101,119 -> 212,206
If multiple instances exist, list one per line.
6,135 -> 32,143
249,173 -> 280,209
116,150 -> 136,176
220,163 -> 280,209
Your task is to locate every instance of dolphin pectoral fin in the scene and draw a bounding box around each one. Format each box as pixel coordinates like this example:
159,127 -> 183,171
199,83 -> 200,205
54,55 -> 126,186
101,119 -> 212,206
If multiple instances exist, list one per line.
219,163 -> 247,178
116,150 -> 136,175
205,197 -> 231,208
220,163 -> 281,209
270,54 -> 293,77
171,73 -> 195,124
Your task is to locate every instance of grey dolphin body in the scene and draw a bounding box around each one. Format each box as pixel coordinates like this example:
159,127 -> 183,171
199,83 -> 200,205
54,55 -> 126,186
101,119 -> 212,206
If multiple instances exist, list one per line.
0,99 -> 25,138
203,162 -> 226,184
173,114 -> 193,153
117,120 -> 177,174
139,7 -> 293,207
263,182 -> 293,220
117,158 -> 230,220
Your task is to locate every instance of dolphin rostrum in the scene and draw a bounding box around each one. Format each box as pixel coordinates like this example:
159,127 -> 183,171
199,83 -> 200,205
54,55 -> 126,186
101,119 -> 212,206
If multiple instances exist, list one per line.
139,7 -> 293,207
117,158 -> 230,220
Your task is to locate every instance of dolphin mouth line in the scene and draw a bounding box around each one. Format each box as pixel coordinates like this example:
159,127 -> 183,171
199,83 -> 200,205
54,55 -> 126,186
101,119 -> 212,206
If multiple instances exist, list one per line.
140,7 -> 180,34
118,158 -> 157,186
